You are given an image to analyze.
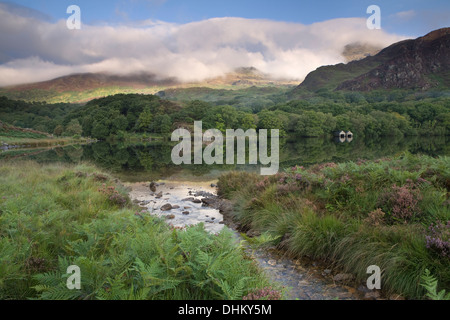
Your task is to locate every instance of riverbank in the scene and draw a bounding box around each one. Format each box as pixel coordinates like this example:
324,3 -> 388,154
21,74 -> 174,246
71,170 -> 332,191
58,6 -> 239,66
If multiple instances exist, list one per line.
217,153 -> 450,299
0,161 -> 273,300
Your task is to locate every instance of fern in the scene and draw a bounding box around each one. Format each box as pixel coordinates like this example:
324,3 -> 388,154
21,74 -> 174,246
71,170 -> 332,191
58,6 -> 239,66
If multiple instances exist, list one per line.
241,231 -> 281,248
420,269 -> 450,300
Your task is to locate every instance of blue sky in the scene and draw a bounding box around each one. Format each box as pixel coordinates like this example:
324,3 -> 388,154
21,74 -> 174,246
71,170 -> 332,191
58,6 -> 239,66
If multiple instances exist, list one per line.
3,0 -> 450,36
0,0 -> 448,86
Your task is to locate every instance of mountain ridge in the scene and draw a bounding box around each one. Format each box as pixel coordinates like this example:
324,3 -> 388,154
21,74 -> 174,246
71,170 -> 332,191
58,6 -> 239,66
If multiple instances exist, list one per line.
296,27 -> 450,93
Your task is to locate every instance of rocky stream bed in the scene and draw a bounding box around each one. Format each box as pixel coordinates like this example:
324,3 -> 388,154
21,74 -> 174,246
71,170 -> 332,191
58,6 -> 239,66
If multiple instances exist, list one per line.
126,180 -> 395,300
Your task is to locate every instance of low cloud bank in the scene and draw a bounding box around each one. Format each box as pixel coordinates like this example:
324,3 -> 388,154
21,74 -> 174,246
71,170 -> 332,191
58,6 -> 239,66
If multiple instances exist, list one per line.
0,5 -> 406,86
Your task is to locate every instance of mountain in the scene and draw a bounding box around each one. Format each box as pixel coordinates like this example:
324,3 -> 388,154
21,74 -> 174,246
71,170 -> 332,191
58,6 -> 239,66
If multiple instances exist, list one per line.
296,28 -> 450,92
0,67 -> 297,103
6,72 -> 179,92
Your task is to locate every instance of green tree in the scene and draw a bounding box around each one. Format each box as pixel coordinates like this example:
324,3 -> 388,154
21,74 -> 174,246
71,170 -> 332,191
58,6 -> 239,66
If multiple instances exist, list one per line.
138,108 -> 153,131
257,110 -> 286,136
53,125 -> 64,136
92,122 -> 110,139
64,119 -> 83,136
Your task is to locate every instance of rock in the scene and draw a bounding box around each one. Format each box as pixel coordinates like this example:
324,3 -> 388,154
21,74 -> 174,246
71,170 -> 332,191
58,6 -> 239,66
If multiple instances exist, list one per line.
364,291 -> 380,300
155,191 -> 163,199
160,204 -> 173,211
182,197 -> 195,202
268,260 -> 277,266
201,197 -> 217,206
172,205 -> 180,209
182,211 -> 190,215
333,273 -> 354,282
195,191 -> 215,197
149,182 -> 157,193
184,206 -> 191,209
357,285 -> 372,294
210,183 -> 217,188
219,221 -> 225,224
165,214 -> 175,220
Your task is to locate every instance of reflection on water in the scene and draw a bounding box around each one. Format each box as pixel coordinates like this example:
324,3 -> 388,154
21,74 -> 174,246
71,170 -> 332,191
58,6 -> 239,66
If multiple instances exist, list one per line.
1,135 -> 448,182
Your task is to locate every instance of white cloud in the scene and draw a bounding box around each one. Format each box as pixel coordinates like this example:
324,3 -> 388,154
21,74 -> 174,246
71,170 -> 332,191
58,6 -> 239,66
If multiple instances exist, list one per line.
0,6 -> 406,86
393,10 -> 416,20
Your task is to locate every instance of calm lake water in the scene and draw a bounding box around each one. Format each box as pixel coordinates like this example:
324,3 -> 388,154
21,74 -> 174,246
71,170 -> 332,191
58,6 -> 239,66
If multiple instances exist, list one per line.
1,135 -> 448,182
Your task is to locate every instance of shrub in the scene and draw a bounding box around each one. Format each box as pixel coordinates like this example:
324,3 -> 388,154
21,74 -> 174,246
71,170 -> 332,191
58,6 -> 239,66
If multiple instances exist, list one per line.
365,208 -> 386,226
377,180 -> 423,224
98,184 -> 128,208
426,221 -> 450,258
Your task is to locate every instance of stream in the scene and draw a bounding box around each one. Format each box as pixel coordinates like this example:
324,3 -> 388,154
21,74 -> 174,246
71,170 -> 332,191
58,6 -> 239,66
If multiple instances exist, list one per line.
126,179 -> 376,300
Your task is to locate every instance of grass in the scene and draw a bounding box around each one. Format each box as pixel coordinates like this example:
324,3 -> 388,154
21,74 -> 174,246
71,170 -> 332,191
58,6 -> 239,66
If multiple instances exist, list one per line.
218,153 -> 450,299
0,161 -> 275,300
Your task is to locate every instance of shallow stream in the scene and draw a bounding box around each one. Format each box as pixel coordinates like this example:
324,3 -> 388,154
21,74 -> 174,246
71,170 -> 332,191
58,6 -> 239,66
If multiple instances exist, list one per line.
126,179 -> 371,300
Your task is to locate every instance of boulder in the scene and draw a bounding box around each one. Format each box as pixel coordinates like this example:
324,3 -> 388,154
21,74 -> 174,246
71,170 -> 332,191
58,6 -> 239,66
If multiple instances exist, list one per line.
160,204 -> 173,211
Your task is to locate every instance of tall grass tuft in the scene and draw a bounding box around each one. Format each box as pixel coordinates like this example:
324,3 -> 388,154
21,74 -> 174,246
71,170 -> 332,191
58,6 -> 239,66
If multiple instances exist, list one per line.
218,154 -> 450,299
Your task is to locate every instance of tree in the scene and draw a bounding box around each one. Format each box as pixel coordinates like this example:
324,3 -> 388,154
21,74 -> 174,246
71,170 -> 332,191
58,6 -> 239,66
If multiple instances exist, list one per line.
239,113 -> 257,130
92,122 -> 110,139
64,119 -> 83,136
138,108 -> 153,131
53,125 -> 64,136
257,110 -> 286,136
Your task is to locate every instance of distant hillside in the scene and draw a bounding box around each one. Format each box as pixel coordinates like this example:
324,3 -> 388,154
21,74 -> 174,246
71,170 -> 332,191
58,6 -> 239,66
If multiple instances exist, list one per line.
0,67 -> 297,104
4,72 -> 179,93
295,28 -> 450,93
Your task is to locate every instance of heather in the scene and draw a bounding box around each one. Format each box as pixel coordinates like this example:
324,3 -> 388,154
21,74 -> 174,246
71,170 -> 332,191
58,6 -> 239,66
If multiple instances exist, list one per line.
0,161 -> 274,300
218,153 -> 450,299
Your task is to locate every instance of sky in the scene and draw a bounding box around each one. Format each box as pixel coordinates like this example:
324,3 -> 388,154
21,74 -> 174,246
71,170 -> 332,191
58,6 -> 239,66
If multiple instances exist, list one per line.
0,0 -> 449,86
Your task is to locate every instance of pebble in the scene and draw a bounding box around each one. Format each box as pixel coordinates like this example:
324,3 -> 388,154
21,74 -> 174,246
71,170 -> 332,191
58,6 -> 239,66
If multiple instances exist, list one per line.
165,214 -> 175,220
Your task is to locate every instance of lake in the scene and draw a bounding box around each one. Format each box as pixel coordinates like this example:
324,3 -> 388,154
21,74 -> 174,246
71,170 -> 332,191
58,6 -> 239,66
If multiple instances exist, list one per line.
1,135 -> 448,182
